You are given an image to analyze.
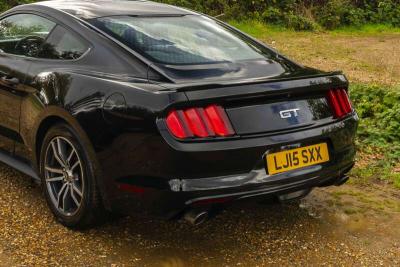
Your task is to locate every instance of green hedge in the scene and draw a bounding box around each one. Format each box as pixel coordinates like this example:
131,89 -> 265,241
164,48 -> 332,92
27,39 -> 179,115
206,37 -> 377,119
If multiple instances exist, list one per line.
1,1 -> 400,30
350,83 -> 400,187
350,84 -> 400,164
159,0 -> 400,30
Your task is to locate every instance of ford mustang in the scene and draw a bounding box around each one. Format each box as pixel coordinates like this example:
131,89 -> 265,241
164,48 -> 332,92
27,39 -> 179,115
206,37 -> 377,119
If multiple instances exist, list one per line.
0,0 -> 358,228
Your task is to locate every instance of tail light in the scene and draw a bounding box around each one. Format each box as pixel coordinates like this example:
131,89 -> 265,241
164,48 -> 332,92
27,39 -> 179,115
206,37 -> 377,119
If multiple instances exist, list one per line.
326,89 -> 353,118
166,105 -> 235,139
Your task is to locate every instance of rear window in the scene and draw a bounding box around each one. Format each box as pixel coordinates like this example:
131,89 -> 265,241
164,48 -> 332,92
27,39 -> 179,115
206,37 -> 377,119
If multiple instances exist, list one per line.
90,15 -> 273,65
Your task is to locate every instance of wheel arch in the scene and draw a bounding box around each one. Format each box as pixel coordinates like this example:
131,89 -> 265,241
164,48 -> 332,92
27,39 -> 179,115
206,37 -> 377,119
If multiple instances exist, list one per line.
35,115 -> 68,167
33,109 -> 90,168
33,108 -> 111,210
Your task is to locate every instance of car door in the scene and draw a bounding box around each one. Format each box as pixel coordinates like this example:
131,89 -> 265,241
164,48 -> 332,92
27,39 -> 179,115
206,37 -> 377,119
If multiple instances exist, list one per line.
0,13 -> 56,154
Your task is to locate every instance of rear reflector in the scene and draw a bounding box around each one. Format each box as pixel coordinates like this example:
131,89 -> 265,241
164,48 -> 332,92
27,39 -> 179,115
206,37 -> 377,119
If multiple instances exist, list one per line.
166,105 -> 235,139
118,184 -> 147,195
327,89 -> 353,118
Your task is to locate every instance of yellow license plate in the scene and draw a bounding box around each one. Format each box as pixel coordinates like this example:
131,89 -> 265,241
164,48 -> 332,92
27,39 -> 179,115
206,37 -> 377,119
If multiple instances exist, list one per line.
266,143 -> 330,175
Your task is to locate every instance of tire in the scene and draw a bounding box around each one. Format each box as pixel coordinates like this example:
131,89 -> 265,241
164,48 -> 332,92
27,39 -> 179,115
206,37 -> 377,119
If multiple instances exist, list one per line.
39,123 -> 106,229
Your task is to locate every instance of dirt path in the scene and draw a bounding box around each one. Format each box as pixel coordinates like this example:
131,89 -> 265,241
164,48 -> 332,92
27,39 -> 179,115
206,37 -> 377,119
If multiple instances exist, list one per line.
0,162 -> 399,266
260,32 -> 400,86
0,32 -> 399,267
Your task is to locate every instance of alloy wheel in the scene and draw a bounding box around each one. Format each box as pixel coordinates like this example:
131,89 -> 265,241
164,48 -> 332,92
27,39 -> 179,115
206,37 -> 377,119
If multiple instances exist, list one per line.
44,137 -> 85,216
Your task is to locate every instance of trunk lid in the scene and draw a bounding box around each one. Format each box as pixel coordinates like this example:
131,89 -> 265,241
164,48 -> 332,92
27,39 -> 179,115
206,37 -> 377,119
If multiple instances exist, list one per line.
162,73 -> 349,137
226,97 -> 332,135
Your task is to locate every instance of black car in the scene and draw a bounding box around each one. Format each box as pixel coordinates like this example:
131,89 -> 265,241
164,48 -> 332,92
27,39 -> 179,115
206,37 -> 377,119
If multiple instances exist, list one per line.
0,0 -> 358,228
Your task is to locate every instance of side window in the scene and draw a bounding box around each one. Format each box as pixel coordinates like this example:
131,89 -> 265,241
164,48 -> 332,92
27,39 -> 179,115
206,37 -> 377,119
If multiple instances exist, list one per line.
0,14 -> 55,57
38,25 -> 89,60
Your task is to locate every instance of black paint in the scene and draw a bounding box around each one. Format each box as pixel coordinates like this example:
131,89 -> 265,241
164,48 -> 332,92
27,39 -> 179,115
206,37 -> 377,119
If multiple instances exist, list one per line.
0,1 -> 358,219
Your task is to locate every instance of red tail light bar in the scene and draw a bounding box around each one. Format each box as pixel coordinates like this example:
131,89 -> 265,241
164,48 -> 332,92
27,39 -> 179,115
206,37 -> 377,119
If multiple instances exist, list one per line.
326,89 -> 353,118
166,105 -> 235,139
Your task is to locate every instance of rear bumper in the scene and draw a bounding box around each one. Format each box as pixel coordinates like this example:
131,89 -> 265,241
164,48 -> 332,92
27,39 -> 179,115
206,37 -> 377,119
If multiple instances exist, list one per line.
102,113 -> 358,218
111,160 -> 354,219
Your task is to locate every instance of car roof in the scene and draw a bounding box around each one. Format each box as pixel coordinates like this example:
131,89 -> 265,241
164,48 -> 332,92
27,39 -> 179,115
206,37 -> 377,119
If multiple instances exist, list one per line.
33,0 -> 194,19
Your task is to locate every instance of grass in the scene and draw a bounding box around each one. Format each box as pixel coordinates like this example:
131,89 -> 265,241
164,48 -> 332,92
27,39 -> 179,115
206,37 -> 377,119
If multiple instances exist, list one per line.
332,24 -> 400,35
229,20 -> 400,189
330,188 -> 400,212
230,20 -> 400,37
228,20 -> 289,38
231,20 -> 400,86
350,159 -> 400,189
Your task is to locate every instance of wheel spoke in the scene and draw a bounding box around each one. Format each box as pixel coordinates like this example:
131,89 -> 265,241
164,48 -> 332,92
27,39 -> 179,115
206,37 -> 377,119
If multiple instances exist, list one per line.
72,183 -> 83,197
70,160 -> 80,172
57,183 -> 68,209
57,138 -> 68,163
46,176 -> 64,183
67,148 -> 75,165
51,140 -> 66,168
45,166 -> 64,174
70,185 -> 80,207
62,185 -> 70,212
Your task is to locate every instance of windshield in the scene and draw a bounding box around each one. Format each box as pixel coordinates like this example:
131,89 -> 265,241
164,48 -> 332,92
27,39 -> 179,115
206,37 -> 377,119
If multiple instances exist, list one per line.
90,15 -> 273,65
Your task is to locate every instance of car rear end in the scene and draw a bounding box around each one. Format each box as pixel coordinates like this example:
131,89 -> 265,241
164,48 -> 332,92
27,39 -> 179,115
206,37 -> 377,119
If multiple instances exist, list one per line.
84,12 -> 358,220
111,73 -> 357,219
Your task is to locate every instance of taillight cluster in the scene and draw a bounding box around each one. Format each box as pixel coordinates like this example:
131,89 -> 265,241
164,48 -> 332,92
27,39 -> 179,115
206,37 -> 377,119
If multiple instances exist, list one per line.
166,105 -> 235,139
326,89 -> 353,118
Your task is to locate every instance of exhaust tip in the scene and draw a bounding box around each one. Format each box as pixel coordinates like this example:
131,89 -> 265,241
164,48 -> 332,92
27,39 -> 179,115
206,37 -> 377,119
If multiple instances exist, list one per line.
278,189 -> 311,202
335,175 -> 349,186
184,209 -> 209,226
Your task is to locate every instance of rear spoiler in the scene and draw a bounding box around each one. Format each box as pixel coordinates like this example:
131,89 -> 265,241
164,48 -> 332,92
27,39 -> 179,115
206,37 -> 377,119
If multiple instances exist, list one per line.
158,72 -> 348,100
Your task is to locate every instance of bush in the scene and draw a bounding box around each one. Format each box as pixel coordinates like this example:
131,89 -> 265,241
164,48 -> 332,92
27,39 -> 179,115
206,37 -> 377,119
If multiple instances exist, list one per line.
262,6 -> 284,24
1,1 -> 399,30
349,83 -> 400,188
285,12 -> 320,31
375,0 -> 400,26
0,0 -> 36,13
350,84 -> 400,160
157,0 -> 400,30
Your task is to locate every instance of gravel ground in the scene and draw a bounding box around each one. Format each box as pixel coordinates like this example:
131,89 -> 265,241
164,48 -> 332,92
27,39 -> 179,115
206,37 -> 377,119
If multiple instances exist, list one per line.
0,162 -> 399,266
